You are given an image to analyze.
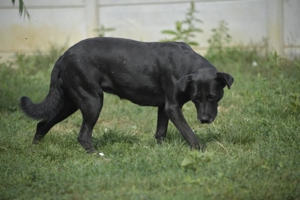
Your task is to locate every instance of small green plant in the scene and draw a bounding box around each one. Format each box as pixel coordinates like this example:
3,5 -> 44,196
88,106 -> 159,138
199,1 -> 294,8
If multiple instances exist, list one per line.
289,93 -> 300,114
206,20 -> 231,60
14,43 -> 66,75
181,151 -> 214,171
265,51 -> 286,79
160,2 -> 203,46
94,25 -> 115,37
12,0 -> 30,19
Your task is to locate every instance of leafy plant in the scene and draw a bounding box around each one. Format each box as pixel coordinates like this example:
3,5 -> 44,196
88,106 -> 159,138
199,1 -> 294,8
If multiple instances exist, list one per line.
181,151 -> 214,171
289,93 -> 300,114
14,43 -> 66,75
94,25 -> 115,37
160,2 -> 203,46
206,20 -> 232,60
12,0 -> 30,19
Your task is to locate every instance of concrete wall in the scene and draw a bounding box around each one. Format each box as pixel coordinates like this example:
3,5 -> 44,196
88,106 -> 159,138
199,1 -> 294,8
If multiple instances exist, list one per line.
0,0 -> 299,60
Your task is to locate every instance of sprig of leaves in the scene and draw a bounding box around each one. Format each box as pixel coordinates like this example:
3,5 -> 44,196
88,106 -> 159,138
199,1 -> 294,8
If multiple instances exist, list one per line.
12,0 -> 30,19
206,20 -> 232,60
181,151 -> 214,171
94,25 -> 115,37
161,2 -> 203,46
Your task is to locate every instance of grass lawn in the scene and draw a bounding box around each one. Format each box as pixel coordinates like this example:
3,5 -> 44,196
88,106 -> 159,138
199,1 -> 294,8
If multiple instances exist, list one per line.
0,46 -> 299,200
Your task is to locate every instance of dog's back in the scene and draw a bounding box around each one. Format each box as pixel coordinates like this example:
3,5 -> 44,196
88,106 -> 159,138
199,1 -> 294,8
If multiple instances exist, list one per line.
58,37 -> 212,106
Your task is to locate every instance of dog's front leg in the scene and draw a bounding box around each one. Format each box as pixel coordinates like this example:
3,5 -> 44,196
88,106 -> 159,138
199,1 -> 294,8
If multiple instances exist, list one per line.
164,104 -> 202,150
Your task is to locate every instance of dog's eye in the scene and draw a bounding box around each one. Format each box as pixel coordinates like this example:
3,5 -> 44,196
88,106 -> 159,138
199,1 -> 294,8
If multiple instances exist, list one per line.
207,95 -> 215,101
192,98 -> 200,103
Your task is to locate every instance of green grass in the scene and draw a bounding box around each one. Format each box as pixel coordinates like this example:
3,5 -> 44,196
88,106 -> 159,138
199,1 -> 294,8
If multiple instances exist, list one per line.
0,46 -> 300,200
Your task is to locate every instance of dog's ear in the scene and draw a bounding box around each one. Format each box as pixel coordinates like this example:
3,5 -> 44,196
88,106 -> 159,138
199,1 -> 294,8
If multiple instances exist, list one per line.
216,72 -> 234,89
175,75 -> 193,93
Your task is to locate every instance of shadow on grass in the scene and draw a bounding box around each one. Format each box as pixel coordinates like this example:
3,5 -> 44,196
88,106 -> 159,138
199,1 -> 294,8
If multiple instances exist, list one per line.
164,128 -> 211,150
93,127 -> 197,150
93,128 -> 140,149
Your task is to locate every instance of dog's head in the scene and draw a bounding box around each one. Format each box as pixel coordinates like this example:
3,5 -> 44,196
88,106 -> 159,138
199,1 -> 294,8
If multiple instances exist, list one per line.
176,68 -> 234,123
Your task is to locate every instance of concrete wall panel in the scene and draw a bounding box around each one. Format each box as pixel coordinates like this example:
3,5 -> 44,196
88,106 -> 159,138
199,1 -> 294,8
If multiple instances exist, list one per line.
0,0 -> 299,59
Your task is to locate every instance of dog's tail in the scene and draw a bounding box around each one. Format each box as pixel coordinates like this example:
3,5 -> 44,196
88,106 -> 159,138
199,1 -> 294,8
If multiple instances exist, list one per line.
20,61 -> 64,121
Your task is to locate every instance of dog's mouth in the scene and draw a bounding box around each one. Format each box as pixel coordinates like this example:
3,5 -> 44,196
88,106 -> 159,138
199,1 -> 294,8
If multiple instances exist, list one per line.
198,117 -> 214,124
200,120 -> 213,124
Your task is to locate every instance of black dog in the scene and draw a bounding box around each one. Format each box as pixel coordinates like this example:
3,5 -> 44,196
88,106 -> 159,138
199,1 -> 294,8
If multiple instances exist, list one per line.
20,37 -> 234,153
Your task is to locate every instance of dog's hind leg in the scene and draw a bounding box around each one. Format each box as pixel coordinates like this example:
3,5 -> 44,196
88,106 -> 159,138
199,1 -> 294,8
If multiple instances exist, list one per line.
76,92 -> 103,153
32,97 -> 78,144
155,106 -> 169,144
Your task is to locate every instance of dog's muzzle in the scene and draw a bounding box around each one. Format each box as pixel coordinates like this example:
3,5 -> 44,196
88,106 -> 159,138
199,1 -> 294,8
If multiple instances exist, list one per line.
199,116 -> 214,124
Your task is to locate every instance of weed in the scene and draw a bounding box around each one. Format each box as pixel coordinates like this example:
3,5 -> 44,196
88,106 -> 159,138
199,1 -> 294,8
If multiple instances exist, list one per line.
0,44 -> 65,112
94,25 -> 115,37
206,20 -> 232,60
288,93 -> 300,114
160,2 -> 203,46
181,151 -> 214,171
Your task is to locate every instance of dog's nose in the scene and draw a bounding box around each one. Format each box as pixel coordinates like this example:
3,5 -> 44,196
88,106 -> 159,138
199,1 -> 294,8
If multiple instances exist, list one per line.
200,116 -> 211,124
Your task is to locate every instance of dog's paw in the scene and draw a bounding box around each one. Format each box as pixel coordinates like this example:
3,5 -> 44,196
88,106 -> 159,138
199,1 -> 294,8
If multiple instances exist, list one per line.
155,137 -> 166,144
190,143 -> 206,152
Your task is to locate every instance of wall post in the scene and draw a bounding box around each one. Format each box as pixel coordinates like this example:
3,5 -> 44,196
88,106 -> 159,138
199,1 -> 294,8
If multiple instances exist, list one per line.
85,0 -> 99,38
266,0 -> 284,55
